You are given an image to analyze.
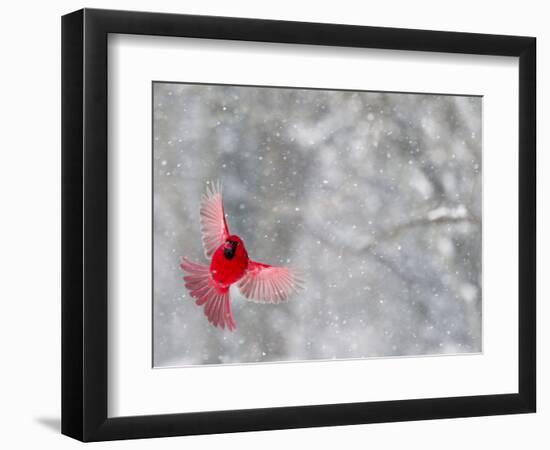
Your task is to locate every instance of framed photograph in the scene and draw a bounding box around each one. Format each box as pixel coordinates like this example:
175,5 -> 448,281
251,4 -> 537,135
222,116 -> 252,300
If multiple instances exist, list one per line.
62,8 -> 536,442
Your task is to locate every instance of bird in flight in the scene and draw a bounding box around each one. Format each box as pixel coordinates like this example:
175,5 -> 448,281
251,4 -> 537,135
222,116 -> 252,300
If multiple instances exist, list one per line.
180,181 -> 303,331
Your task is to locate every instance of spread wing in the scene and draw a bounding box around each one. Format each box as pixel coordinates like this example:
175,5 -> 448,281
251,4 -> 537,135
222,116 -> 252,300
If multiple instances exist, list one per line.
237,260 -> 304,304
200,181 -> 229,259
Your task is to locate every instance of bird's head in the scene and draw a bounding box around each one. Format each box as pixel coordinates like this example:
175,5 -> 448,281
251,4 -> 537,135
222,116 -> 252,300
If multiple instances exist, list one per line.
223,235 -> 247,260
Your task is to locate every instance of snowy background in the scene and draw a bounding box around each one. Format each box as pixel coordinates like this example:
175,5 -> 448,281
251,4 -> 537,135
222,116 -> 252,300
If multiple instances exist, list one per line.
153,82 -> 482,367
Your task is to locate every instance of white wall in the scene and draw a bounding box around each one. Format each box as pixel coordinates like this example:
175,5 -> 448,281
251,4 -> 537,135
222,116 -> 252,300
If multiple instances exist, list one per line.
0,0 -> 545,448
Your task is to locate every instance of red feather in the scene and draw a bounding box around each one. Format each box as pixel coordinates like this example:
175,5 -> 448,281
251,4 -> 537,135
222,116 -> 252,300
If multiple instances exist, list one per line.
199,181 -> 229,259
238,261 -> 303,304
180,257 -> 235,331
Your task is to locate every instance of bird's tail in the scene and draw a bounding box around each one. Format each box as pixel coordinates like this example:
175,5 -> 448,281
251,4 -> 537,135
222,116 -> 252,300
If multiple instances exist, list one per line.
179,257 -> 236,331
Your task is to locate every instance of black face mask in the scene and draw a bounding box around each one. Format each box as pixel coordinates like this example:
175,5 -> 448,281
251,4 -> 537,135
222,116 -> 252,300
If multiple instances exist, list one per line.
223,240 -> 238,260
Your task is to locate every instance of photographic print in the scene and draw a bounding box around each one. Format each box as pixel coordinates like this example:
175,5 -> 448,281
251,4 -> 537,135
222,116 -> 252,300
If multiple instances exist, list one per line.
153,82 -> 482,368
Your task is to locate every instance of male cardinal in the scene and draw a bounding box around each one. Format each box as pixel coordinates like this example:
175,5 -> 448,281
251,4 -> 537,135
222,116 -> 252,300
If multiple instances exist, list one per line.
180,181 -> 303,331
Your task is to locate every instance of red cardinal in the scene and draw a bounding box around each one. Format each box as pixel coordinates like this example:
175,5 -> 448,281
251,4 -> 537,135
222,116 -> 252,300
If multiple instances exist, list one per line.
180,181 -> 303,331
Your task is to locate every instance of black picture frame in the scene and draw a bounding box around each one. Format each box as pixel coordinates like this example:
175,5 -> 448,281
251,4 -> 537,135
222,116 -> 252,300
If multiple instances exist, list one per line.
61,8 -> 536,442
